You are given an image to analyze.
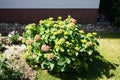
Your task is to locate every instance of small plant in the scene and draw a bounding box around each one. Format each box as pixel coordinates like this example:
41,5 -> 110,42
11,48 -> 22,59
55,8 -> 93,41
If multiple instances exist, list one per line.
8,31 -> 20,44
22,16 -> 100,72
0,54 -> 22,80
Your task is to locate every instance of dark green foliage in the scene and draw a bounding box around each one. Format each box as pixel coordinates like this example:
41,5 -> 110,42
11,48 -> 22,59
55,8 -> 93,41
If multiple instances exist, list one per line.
100,0 -> 120,26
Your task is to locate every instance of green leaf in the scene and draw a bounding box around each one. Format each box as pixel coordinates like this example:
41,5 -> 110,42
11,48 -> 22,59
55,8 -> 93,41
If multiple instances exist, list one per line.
41,62 -> 45,69
51,35 -> 56,40
33,42 -> 40,49
49,63 -> 55,71
66,58 -> 71,64
88,50 -> 93,55
69,31 -> 73,34
56,47 -> 60,52
75,52 -> 79,56
58,58 -> 66,66
60,65 -> 66,72
26,30 -> 32,35
83,62 -> 88,71
60,47 -> 64,52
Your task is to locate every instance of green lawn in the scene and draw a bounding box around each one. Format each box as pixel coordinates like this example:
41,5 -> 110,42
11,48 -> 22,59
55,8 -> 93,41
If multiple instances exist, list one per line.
37,33 -> 120,80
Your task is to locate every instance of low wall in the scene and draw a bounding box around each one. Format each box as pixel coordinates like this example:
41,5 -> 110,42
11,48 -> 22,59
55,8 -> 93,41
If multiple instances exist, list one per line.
0,9 -> 98,24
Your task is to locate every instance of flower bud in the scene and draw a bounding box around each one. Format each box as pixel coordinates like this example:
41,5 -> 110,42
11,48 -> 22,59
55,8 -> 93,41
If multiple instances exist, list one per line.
34,35 -> 40,41
87,33 -> 92,37
92,32 -> 97,36
79,30 -> 85,34
81,39 -> 87,43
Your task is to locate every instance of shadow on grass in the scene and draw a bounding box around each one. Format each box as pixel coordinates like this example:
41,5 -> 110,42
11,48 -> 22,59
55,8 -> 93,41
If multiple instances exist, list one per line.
49,52 -> 118,80
80,58 -> 118,80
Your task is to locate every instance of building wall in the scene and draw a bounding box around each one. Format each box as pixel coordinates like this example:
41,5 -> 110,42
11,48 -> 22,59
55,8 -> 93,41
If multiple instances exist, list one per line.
0,0 -> 100,24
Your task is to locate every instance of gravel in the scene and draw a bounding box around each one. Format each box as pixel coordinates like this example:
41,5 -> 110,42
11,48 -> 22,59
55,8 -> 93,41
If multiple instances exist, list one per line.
0,23 -> 120,35
0,23 -> 25,35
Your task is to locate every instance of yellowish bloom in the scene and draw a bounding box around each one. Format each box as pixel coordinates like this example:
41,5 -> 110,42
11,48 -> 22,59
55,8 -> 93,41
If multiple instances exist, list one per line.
44,54 -> 48,58
92,32 -> 97,36
86,42 -> 92,47
87,33 -> 93,37
34,35 -> 40,41
26,39 -> 33,45
55,41 -> 61,45
57,29 -> 63,34
26,23 -> 35,30
53,24 -> 58,27
81,39 -> 87,43
60,25 -> 64,28
66,23 -> 75,29
49,17 -> 54,20
59,21 -> 63,25
53,32 -> 58,35
66,41 -> 71,45
27,46 -> 32,50
71,40 -> 75,42
66,41 -> 71,47
39,20 -> 43,25
32,54 -> 37,59
79,30 -> 85,34
22,38 -> 26,43
74,47 -> 79,51
23,52 -> 29,59
54,45 -> 59,48
47,53 -> 55,60
58,16 -> 62,20
64,31 -> 69,35
59,38 -> 65,43
55,38 -> 65,45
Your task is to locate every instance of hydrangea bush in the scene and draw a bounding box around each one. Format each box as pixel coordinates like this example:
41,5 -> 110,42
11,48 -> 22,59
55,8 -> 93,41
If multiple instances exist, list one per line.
22,16 -> 99,72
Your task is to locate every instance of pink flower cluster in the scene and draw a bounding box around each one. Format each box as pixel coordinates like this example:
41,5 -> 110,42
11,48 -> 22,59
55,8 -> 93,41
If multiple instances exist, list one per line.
41,44 -> 51,52
26,39 -> 33,45
70,18 -> 77,23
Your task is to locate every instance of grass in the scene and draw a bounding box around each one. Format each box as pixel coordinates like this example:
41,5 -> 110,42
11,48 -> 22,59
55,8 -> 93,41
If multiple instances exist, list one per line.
37,33 -> 120,80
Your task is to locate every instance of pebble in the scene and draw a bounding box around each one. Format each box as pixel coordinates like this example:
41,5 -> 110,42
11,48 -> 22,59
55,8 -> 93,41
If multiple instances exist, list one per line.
0,23 -> 120,35
3,44 -> 26,59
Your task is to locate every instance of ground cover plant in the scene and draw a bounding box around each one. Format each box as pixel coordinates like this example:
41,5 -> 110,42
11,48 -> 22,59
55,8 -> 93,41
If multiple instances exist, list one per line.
22,16 -> 100,73
8,30 -> 21,44
0,54 -> 22,80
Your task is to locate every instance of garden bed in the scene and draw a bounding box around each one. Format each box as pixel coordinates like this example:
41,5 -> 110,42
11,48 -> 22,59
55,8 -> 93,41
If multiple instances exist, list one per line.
0,17 -> 120,80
